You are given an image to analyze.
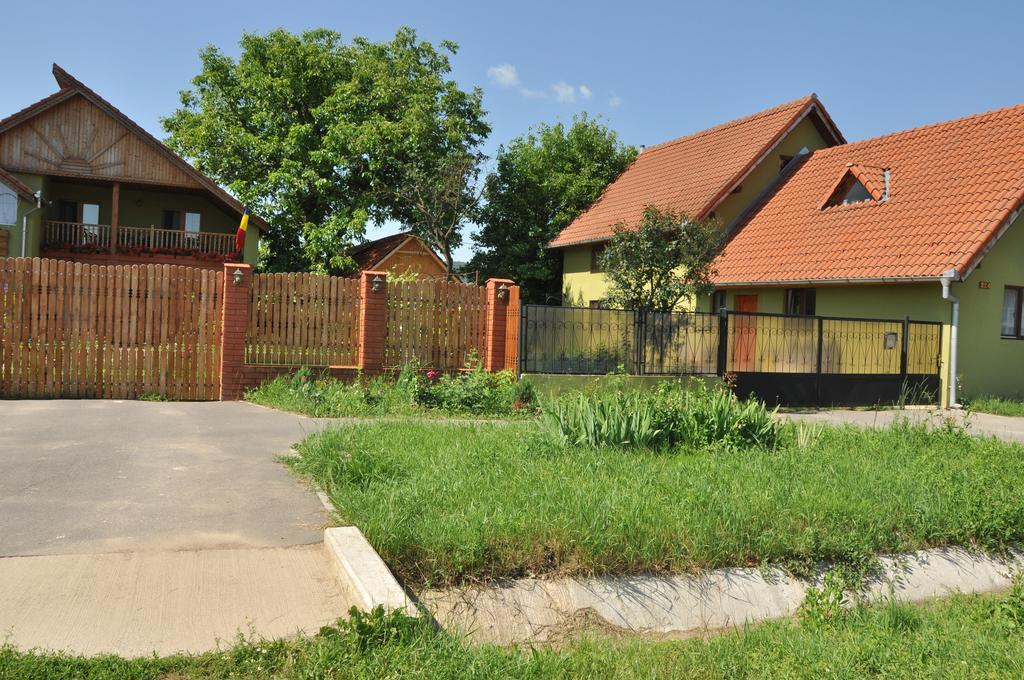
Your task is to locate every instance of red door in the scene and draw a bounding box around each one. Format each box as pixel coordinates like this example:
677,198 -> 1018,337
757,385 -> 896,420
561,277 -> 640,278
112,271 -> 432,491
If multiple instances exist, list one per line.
733,295 -> 758,372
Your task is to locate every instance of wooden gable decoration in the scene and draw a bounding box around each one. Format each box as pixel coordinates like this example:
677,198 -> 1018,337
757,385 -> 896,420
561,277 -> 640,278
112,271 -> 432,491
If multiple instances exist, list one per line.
0,94 -> 202,189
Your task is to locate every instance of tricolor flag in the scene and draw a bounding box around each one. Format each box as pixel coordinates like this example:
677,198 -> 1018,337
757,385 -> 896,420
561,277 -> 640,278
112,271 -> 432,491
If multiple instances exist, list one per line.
235,206 -> 250,253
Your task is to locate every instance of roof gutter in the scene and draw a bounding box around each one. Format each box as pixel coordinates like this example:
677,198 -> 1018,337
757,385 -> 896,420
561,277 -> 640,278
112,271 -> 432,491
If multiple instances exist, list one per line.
713,275 -> 944,288
940,269 -> 961,409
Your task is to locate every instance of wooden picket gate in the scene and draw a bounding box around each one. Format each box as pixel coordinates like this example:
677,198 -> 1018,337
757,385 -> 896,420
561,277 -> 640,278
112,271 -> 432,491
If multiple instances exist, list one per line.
245,272 -> 361,366
0,258 -> 222,399
385,279 -> 488,369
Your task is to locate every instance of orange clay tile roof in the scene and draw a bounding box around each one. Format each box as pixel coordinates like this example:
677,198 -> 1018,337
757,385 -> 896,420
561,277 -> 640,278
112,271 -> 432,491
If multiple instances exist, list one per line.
548,94 -> 843,248
713,104 -> 1024,285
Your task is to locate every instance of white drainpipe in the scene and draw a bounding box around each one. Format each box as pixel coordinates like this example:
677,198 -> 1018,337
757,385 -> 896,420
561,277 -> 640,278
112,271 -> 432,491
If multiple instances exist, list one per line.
940,270 -> 961,409
20,191 -> 44,257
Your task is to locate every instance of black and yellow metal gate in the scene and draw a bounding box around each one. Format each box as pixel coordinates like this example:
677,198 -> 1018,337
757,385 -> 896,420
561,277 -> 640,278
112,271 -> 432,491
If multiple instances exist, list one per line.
517,304 -> 943,407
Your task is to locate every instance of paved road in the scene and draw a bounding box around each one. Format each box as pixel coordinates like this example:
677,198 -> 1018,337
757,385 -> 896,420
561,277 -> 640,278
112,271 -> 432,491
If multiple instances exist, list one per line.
0,400 -> 333,556
0,400 -> 353,656
784,408 -> 1024,444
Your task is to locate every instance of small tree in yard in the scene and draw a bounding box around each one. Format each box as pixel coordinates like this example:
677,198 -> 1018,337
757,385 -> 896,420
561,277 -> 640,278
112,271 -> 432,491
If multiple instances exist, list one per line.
387,152 -> 481,274
600,205 -> 723,312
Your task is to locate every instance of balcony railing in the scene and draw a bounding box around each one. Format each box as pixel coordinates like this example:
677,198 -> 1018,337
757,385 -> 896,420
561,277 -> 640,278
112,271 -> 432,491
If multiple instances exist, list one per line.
43,221 -> 237,257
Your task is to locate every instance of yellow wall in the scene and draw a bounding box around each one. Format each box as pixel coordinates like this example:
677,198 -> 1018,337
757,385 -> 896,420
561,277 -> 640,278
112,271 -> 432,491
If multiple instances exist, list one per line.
377,239 -> 447,278
561,244 -> 610,306
560,116 -> 833,306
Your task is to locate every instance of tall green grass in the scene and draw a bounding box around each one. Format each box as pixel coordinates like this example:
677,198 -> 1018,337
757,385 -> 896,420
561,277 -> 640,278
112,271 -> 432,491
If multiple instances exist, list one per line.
293,418 -> 1024,587
544,384 -> 780,449
245,365 -> 536,418
966,395 -> 1024,417
5,589 -> 1024,678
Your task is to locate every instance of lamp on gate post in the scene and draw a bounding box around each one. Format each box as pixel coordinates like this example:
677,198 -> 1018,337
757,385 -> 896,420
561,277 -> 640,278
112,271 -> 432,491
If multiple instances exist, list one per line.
232,268 -> 245,286
371,274 -> 384,292
497,283 -> 510,301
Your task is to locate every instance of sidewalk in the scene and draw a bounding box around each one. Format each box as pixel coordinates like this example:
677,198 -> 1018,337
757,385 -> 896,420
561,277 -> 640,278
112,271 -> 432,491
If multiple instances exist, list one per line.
784,408 -> 1024,444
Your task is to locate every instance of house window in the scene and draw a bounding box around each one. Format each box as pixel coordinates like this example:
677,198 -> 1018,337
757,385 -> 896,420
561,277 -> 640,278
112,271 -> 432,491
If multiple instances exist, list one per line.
779,155 -> 794,173
0,186 -> 16,226
1002,286 -> 1023,338
590,243 -> 606,273
184,211 -> 201,244
80,203 -> 101,240
786,288 -> 816,315
81,203 -> 100,225
841,181 -> 873,204
161,209 -> 182,230
589,299 -> 608,310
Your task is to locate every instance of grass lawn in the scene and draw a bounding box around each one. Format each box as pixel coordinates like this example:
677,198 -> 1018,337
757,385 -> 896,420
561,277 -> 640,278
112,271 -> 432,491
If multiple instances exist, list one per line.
292,419 -> 1024,587
4,590 -> 1024,679
967,395 -> 1024,417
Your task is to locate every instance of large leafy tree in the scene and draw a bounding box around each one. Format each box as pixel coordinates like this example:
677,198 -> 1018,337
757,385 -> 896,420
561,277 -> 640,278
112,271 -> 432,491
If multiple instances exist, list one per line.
469,115 -> 636,303
162,28 -> 489,273
600,206 -> 724,312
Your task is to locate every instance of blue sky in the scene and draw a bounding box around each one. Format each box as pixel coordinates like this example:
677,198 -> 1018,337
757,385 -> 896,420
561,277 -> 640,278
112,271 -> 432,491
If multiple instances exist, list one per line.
5,0 -> 1023,260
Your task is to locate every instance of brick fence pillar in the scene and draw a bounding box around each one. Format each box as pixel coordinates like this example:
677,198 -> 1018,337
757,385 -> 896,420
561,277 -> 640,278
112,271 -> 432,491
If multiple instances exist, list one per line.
358,271 -> 388,376
484,278 -> 515,372
219,262 -> 252,400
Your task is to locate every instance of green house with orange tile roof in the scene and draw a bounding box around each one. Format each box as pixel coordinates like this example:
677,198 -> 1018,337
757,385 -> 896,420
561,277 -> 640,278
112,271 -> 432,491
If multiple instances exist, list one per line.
549,97 -> 1024,406
549,95 -> 846,306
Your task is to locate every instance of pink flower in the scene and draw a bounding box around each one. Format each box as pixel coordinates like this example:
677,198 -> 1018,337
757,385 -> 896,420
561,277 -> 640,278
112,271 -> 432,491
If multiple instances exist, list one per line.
426,370 -> 440,381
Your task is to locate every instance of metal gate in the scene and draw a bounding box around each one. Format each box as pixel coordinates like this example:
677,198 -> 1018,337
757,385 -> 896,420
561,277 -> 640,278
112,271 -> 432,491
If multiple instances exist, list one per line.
518,304 -> 943,407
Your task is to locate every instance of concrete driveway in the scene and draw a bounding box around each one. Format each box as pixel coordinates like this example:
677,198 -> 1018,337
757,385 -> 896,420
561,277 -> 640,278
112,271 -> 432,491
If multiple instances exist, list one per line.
0,400 -> 355,657
0,400 -> 333,556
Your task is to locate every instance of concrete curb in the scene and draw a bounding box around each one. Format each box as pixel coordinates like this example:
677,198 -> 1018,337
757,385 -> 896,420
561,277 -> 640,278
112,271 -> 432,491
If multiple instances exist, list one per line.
324,527 -> 417,615
421,546 -> 1024,644
288,448 -> 416,617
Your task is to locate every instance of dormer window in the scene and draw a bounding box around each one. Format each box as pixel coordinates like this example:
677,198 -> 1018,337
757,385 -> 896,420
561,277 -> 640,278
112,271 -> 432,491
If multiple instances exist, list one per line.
840,179 -> 874,204
822,163 -> 889,209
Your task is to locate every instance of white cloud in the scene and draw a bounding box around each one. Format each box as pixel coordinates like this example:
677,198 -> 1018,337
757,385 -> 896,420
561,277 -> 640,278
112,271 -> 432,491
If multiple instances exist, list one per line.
487,63 -> 521,88
519,87 -> 548,99
551,81 -> 576,103
609,94 -> 623,108
488,65 -> 595,104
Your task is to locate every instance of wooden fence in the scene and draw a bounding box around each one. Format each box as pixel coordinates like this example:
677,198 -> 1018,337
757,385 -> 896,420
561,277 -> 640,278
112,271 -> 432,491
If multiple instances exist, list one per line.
245,273 -> 360,366
1,259 -> 521,401
0,258 -> 222,399
385,279 -> 488,369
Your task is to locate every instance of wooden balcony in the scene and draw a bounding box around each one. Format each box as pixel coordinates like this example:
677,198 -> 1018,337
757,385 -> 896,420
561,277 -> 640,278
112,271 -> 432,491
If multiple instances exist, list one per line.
43,221 -> 237,258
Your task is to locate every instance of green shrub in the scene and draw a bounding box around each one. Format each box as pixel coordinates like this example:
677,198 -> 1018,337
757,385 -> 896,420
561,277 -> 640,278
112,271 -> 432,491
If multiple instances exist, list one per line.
543,382 -> 780,450
543,390 -> 666,448
246,364 -> 535,418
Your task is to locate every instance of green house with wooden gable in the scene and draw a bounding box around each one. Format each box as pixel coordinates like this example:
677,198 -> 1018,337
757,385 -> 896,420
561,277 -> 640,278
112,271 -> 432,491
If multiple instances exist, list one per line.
0,65 -> 264,270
